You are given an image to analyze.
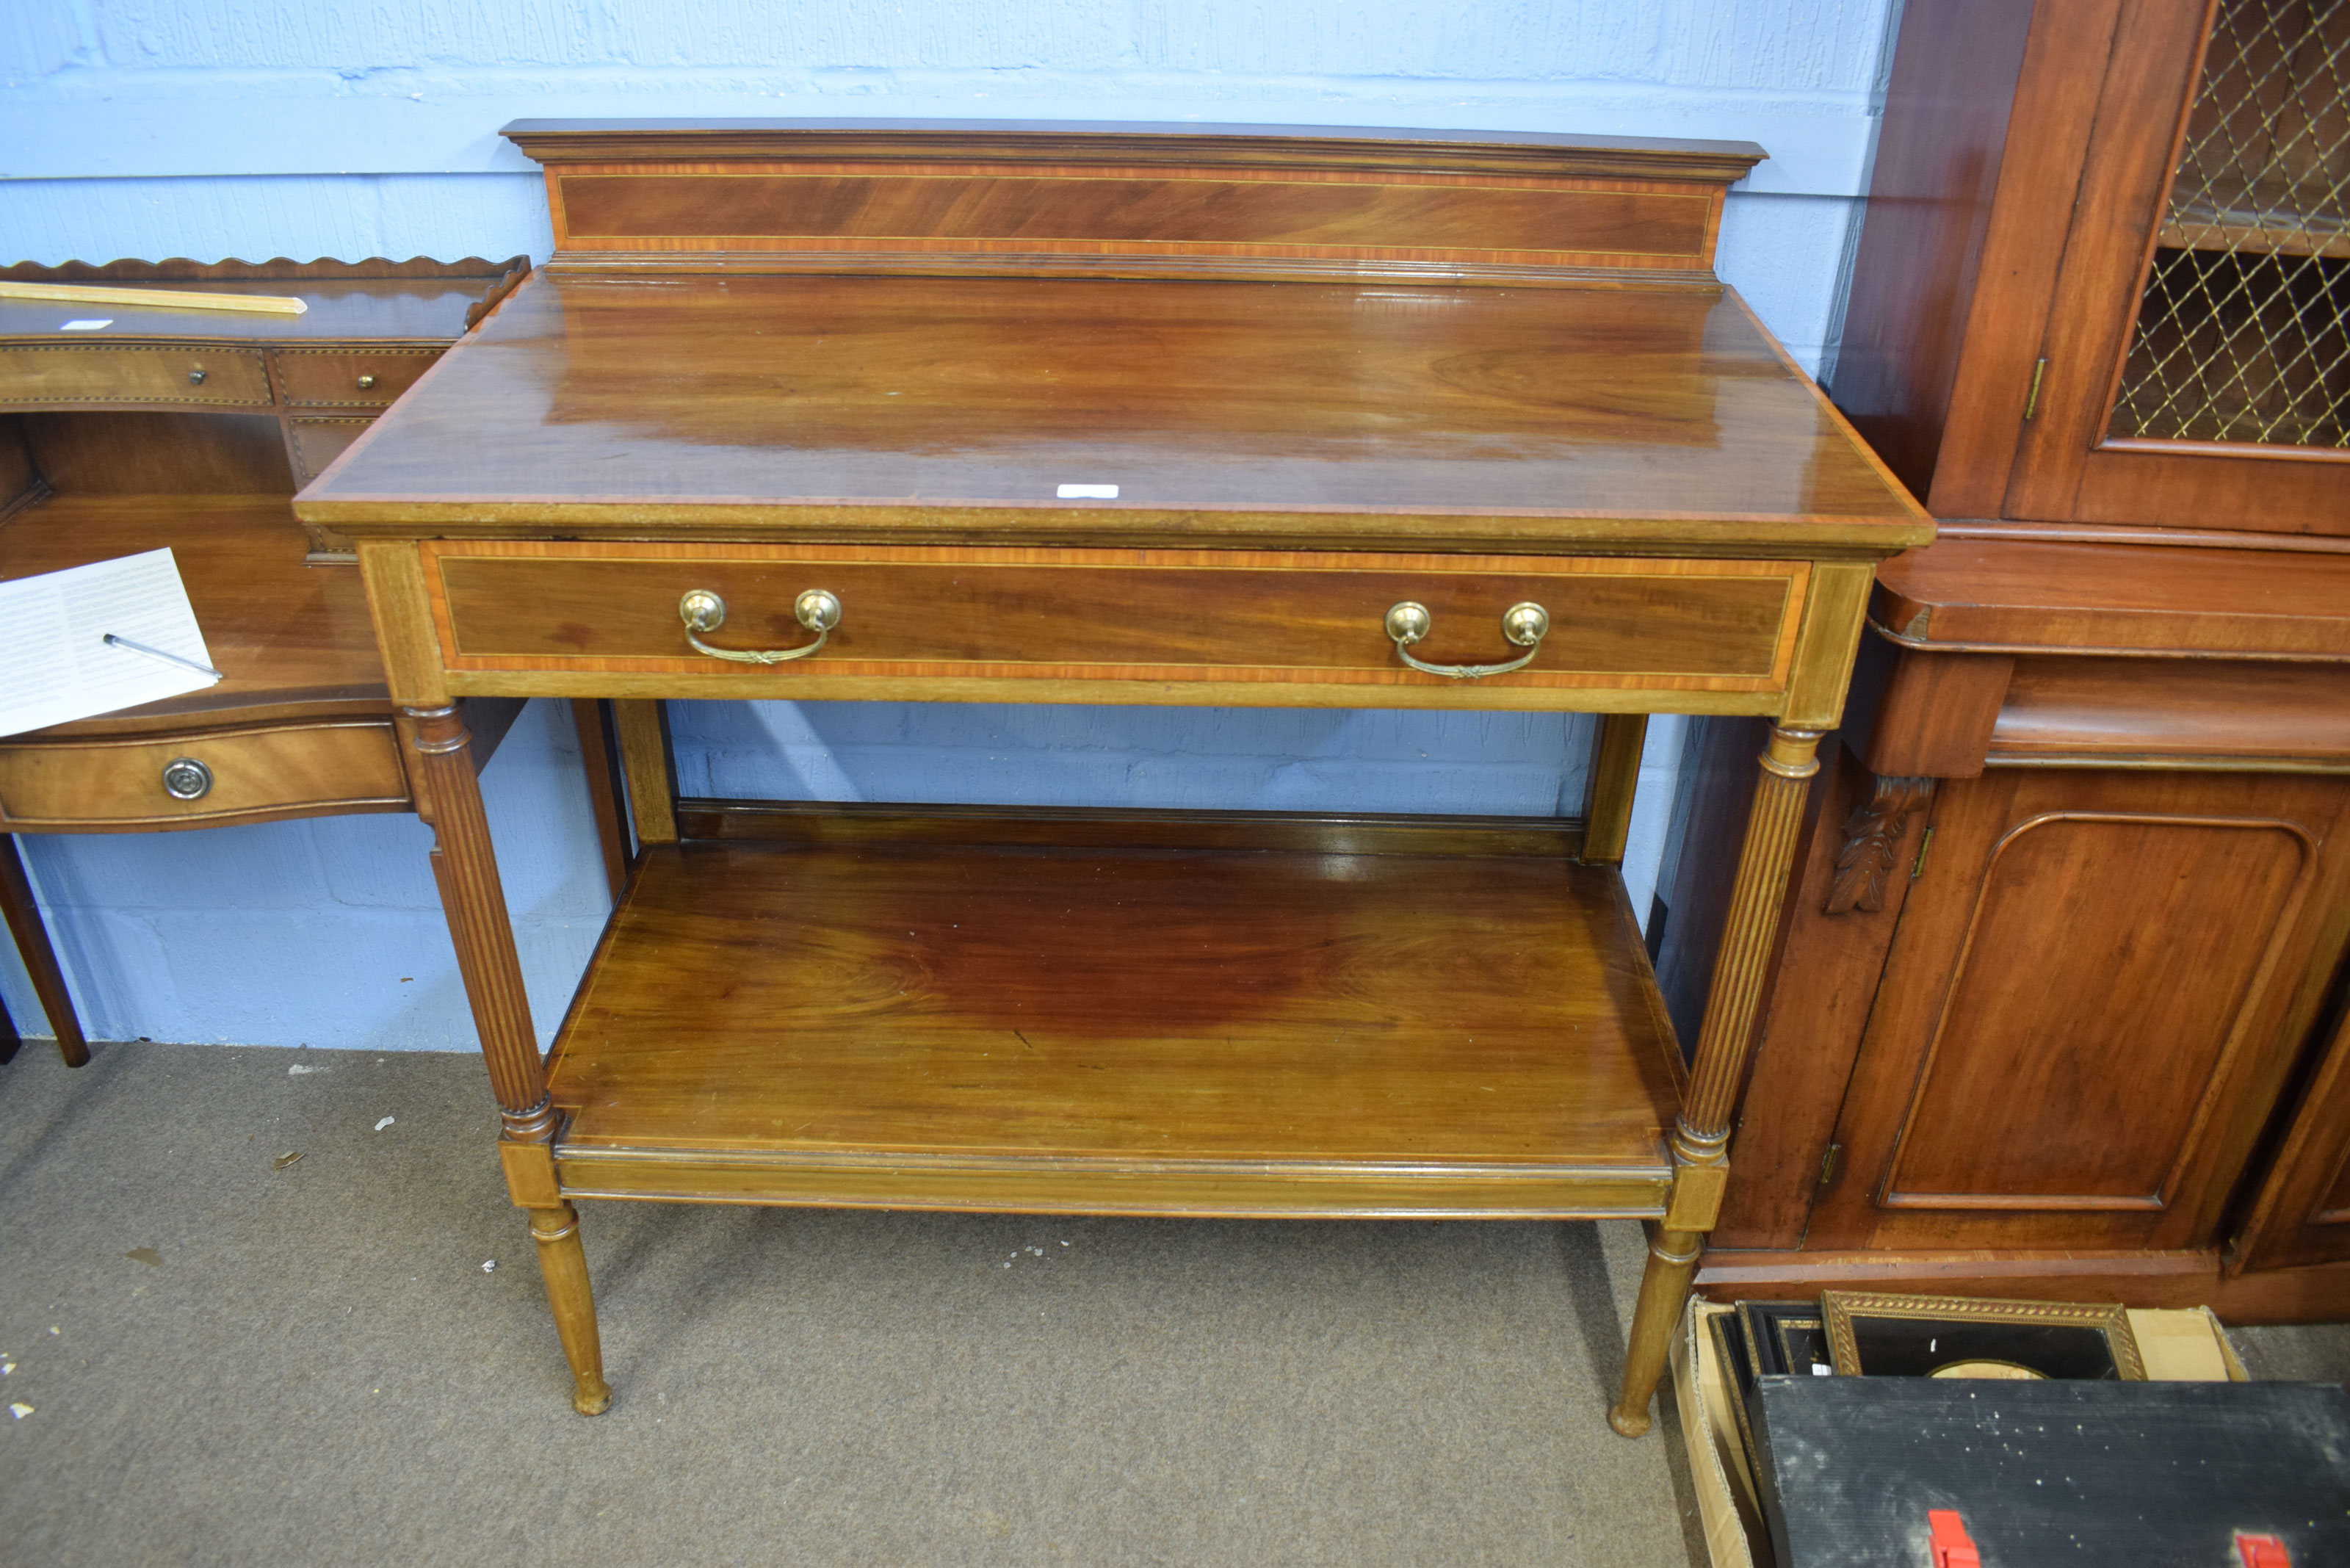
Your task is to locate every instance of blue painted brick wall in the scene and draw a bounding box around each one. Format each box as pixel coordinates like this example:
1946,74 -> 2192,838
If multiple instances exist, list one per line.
0,0 -> 1896,1049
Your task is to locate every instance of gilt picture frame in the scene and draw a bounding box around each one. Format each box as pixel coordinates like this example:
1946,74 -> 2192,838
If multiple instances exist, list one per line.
1821,1293 -> 2148,1381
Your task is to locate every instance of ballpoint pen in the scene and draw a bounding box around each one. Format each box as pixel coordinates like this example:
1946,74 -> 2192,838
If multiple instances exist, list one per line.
102,632 -> 223,681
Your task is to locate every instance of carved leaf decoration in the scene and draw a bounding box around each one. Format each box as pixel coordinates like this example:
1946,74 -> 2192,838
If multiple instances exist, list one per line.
1824,776 -> 1934,916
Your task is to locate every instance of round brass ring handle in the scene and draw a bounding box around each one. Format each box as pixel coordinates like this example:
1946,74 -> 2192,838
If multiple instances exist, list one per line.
1383,600 -> 1550,679
160,756 -> 214,801
679,588 -> 842,665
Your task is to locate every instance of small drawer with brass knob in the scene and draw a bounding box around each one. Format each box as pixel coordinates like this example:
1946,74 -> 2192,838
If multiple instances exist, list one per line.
0,722 -> 410,829
274,350 -> 437,407
0,345 -> 270,407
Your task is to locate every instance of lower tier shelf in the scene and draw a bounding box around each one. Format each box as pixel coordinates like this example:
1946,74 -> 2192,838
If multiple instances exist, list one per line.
546,809 -> 1685,1218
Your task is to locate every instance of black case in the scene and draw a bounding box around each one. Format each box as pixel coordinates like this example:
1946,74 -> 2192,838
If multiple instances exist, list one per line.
1747,1376 -> 2350,1567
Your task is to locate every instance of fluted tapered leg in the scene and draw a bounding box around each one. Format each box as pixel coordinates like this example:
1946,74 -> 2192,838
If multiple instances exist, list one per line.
1610,725 -> 1821,1437
405,704 -> 612,1412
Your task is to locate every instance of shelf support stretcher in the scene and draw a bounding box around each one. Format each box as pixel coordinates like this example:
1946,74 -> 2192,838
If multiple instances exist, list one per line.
1610,723 -> 1821,1437
406,701 -> 614,1416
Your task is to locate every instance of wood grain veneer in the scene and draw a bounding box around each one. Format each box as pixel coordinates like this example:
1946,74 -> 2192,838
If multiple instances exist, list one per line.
1875,812 -> 2315,1212
300,272 -> 1928,557
0,720 -> 408,829
286,417 -> 372,485
23,411 -> 293,495
1992,657 -> 2350,770
544,826 -> 1682,1216
0,346 -> 272,408
509,120 -> 1761,285
1871,538 -> 2350,657
670,797 -> 1592,859
610,699 -> 676,847
545,162 -> 1724,278
422,541 -> 1806,699
2236,985 -> 2350,1273
273,350 -> 436,407
1808,770 -> 2350,1256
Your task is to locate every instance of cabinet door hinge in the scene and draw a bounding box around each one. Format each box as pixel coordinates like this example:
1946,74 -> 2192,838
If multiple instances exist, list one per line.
2024,357 -> 2047,420
1911,825 -> 1936,881
1819,1143 -> 1843,1188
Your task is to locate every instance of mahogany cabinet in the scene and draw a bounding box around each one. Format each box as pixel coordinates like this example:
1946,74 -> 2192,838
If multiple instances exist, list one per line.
1682,0 -> 2350,1320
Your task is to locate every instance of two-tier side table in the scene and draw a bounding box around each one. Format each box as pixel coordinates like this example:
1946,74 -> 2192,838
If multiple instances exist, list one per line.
294,120 -> 1930,1434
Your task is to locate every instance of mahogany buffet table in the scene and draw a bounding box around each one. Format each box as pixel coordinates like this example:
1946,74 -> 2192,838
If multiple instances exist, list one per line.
294,120 -> 1928,1433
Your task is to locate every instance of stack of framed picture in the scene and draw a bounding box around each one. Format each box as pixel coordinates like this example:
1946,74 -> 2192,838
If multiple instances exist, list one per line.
1713,1293 -> 2148,1452
1668,1293 -> 2350,1568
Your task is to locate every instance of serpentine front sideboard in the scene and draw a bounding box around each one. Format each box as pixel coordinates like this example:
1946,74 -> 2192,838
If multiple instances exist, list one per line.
0,256 -> 634,1069
293,119 -> 1931,1434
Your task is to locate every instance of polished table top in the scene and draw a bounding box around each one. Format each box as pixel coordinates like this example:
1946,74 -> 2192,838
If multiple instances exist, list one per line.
298,271 -> 1928,555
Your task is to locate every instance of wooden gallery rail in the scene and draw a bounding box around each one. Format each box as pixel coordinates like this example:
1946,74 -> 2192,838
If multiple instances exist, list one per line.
294,120 -> 1931,1434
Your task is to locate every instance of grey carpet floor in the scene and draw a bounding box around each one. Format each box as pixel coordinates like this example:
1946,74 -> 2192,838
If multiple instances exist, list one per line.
0,1041 -> 1713,1568
7,1042 -> 2344,1567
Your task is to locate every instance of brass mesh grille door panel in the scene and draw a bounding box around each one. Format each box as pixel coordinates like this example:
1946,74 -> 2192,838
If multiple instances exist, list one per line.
2111,0 -> 2350,448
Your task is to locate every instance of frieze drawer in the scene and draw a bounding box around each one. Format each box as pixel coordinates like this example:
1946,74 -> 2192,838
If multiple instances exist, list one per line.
421,541 -> 1809,704
0,721 -> 411,828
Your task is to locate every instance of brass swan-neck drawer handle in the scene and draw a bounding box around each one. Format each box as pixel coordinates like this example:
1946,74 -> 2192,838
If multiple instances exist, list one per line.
1384,600 -> 1550,679
679,588 -> 841,665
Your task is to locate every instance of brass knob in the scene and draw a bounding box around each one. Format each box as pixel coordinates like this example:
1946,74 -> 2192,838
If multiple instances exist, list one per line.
357,374 -> 377,390
1384,601 -> 1433,646
679,588 -> 727,632
187,369 -> 206,386
794,588 -> 842,632
1501,601 -> 1550,647
161,757 -> 213,801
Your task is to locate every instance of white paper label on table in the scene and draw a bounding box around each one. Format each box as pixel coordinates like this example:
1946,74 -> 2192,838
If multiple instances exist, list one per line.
0,548 -> 220,736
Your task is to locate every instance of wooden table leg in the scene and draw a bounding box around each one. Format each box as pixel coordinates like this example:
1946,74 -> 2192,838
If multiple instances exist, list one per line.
0,834 -> 89,1069
528,1200 -> 614,1415
570,698 -> 632,902
407,703 -> 614,1415
1610,724 -> 1821,1437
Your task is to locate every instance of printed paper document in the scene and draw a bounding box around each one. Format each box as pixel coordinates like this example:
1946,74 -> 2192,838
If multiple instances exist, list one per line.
0,549 -> 220,737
